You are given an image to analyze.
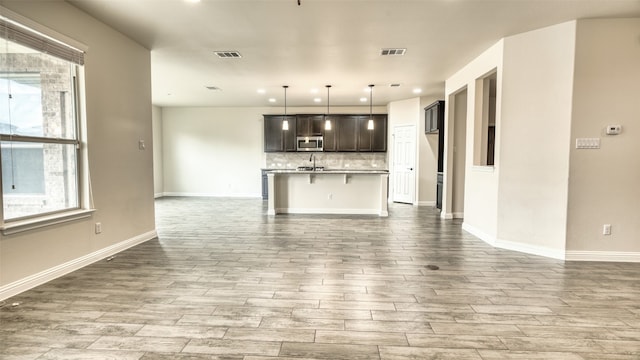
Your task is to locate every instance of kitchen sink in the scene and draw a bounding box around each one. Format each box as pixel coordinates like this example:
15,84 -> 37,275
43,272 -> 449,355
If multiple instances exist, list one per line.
296,166 -> 325,171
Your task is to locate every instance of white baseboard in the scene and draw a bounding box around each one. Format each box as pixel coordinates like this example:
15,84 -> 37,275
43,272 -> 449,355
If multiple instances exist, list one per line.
441,212 -> 454,220
452,212 -> 464,219
565,251 -> 640,262
154,192 -> 164,198
417,201 -> 436,207
494,238 -> 565,260
0,230 -> 157,301
276,208 -> 385,216
161,192 -> 261,199
462,222 -> 496,245
462,222 -> 565,260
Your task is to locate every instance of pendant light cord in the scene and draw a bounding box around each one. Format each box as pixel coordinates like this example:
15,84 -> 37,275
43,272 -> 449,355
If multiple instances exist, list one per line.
283,85 -> 287,116
326,85 -> 331,115
369,84 -> 374,117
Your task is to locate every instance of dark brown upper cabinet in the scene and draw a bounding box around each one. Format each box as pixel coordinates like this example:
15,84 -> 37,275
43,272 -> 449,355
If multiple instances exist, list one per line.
264,115 -> 297,152
335,115 -> 359,152
264,113 -> 387,153
322,116 -> 337,152
425,100 -> 444,134
357,115 -> 387,152
296,114 -> 324,136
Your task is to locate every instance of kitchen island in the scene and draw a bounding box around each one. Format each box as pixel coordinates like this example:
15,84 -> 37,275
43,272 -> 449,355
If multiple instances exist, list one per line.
266,169 -> 389,217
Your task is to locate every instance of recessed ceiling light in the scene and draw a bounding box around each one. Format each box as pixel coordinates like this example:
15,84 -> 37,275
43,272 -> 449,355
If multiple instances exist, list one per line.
360,97 -> 367,102
268,98 -> 276,103
413,88 -> 422,94
313,98 -> 321,103
257,89 -> 266,94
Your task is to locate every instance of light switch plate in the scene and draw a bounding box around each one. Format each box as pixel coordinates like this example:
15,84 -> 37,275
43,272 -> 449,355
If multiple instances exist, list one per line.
576,138 -> 600,149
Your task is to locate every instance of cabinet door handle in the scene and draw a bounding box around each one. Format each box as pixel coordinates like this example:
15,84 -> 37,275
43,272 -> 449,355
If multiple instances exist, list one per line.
408,167 -> 414,171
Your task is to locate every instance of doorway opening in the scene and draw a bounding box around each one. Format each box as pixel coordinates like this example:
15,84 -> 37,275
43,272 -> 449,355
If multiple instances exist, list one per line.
443,87 -> 468,219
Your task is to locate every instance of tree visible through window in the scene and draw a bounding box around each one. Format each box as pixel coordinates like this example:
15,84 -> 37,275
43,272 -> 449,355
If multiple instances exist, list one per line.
1,20 -> 82,221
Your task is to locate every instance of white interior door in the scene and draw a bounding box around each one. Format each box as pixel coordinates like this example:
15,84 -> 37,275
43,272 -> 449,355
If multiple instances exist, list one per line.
393,124 -> 416,204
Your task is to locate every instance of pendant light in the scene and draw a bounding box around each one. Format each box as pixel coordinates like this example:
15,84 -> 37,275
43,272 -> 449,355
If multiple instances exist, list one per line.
367,84 -> 375,130
282,85 -> 289,130
324,85 -> 332,130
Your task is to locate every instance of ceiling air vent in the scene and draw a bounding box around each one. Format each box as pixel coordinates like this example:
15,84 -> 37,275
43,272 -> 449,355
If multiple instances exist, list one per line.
380,48 -> 406,56
214,51 -> 242,58
390,83 -> 401,87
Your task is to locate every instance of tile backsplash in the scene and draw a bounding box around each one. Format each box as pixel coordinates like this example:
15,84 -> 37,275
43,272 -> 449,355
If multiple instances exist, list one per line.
265,153 -> 387,170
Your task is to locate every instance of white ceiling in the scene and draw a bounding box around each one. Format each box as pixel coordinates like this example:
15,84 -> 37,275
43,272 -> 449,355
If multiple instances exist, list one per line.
67,0 -> 640,108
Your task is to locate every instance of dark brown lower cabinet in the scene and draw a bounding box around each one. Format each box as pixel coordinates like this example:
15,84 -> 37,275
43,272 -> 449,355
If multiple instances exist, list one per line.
261,169 -> 268,200
436,172 -> 443,209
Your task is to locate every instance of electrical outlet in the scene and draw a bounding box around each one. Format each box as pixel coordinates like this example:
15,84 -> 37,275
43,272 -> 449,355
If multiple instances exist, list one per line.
95,222 -> 102,234
603,224 -> 611,235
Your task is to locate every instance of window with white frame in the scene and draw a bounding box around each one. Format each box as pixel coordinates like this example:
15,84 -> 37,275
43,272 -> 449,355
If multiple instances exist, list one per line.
1,14 -> 84,223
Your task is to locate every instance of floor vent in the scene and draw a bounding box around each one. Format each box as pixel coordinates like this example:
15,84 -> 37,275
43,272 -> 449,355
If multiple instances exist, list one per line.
214,51 -> 242,58
380,48 -> 406,56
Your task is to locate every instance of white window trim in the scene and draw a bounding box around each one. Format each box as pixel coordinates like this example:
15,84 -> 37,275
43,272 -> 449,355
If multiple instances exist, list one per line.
1,208 -> 95,235
1,7 -> 92,232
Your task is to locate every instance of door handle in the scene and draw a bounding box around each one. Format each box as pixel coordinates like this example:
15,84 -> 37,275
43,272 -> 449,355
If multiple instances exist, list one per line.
408,167 -> 414,171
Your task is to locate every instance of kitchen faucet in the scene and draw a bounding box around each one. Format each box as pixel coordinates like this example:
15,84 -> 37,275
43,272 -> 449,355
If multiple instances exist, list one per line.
309,153 -> 315,171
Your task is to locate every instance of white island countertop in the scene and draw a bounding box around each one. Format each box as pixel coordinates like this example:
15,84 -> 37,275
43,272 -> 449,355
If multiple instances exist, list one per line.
266,169 -> 389,217
267,169 -> 388,174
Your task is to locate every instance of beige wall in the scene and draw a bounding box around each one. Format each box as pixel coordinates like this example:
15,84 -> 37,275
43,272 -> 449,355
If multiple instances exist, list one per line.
445,41 -> 503,236
448,18 -> 639,261
152,105 -> 163,197
452,90 -> 467,217
160,106 -> 387,197
497,21 -> 576,256
419,97 -> 441,206
0,2 -> 155,291
566,18 -> 640,256
161,107 -> 265,197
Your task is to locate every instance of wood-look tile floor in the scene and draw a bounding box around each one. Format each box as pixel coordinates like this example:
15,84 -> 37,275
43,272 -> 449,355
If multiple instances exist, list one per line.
2,197 -> 639,359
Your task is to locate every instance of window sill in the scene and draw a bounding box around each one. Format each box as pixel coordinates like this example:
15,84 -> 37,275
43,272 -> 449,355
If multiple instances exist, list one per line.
1,209 -> 96,236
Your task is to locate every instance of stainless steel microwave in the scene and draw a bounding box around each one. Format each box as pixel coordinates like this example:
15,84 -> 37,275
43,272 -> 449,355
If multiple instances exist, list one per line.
296,136 -> 323,151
